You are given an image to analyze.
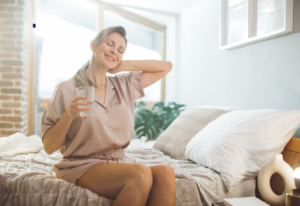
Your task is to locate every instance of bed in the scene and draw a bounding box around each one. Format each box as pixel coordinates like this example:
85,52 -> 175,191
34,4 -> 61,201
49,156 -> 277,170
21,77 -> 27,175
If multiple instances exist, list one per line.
0,143 -> 219,206
0,136 -> 297,206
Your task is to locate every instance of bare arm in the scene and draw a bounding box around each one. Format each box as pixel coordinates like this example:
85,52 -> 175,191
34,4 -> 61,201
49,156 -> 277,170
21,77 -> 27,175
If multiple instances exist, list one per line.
43,108 -> 74,155
124,60 -> 172,73
107,60 -> 172,90
42,96 -> 89,155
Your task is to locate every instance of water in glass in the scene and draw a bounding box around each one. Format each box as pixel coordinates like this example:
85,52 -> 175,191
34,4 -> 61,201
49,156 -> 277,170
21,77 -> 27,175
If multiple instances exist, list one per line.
76,86 -> 95,117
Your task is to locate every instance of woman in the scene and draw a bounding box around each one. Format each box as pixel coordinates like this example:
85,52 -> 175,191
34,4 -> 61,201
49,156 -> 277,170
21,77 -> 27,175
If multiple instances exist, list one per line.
41,26 -> 175,206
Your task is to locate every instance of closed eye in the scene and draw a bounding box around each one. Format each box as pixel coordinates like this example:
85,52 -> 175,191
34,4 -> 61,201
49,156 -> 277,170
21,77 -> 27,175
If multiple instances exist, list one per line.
107,43 -> 123,54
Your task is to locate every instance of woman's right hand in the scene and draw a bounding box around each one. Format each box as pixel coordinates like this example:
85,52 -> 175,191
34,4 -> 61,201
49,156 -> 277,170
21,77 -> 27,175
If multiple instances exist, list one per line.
66,96 -> 90,119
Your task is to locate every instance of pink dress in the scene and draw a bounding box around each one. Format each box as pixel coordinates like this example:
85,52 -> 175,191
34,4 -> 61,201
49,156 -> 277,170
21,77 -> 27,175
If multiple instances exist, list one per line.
41,71 -> 145,185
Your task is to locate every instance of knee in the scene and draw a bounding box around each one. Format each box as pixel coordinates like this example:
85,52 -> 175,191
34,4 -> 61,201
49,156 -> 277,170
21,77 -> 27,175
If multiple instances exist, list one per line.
132,164 -> 153,192
155,165 -> 176,185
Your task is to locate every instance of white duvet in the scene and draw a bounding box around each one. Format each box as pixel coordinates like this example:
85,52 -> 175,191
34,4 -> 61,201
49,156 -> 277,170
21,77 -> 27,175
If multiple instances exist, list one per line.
0,132 -> 43,158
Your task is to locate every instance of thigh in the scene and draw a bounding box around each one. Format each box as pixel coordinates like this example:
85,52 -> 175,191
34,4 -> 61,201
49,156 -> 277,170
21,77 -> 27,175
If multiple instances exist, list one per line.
76,162 -> 151,199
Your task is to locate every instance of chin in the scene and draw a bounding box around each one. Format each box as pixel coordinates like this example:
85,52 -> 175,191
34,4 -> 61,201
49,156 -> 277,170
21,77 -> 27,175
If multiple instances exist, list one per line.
104,62 -> 115,69
100,58 -> 111,67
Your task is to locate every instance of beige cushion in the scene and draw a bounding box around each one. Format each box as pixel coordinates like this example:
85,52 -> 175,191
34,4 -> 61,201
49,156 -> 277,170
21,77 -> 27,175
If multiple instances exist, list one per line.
153,107 -> 235,160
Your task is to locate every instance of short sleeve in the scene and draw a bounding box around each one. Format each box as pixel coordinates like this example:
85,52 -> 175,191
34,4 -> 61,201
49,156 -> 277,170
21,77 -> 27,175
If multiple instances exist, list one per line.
41,84 -> 66,140
127,71 -> 145,101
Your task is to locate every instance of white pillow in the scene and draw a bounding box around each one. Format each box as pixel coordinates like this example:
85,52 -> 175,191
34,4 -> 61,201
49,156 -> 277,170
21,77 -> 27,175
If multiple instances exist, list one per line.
185,109 -> 300,193
153,107 -> 234,159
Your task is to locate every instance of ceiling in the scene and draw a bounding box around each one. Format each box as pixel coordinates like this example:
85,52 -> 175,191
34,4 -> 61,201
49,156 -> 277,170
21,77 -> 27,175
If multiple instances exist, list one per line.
38,0 -> 201,30
100,0 -> 201,16
98,0 -> 202,26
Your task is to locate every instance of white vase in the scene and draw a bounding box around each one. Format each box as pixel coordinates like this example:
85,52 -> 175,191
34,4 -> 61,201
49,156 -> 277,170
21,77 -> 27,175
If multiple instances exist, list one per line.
258,154 -> 296,206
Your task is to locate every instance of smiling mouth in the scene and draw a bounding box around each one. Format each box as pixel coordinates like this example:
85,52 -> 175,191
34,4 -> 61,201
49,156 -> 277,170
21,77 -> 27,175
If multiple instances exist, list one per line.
105,54 -> 114,61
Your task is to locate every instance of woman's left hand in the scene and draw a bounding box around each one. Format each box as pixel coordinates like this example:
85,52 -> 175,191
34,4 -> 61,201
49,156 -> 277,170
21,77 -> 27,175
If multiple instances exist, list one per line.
107,60 -> 127,74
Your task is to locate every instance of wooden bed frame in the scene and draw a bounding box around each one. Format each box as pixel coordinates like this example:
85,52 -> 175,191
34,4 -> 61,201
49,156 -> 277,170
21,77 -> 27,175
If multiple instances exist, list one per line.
255,137 -> 300,201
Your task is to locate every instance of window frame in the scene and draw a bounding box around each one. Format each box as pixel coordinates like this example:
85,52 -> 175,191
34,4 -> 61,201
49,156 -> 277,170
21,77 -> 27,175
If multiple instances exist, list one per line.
27,0 -> 36,136
220,0 -> 294,50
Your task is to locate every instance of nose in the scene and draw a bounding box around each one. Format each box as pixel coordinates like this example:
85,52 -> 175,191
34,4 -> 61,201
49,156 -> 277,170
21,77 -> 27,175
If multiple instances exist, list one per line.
110,49 -> 117,60
110,46 -> 117,54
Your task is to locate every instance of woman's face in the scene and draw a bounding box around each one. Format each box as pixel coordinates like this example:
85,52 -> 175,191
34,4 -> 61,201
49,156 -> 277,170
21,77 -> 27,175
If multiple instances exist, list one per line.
92,32 -> 126,69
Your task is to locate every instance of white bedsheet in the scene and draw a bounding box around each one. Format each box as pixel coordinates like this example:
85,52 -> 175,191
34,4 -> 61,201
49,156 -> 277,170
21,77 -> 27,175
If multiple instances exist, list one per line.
218,178 -> 256,201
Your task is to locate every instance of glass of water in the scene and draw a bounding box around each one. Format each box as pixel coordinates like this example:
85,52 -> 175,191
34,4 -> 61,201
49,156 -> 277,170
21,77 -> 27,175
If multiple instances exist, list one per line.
75,86 -> 95,117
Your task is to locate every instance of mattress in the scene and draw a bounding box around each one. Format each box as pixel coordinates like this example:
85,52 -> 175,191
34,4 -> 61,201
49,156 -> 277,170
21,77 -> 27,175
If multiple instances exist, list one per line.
218,178 -> 256,202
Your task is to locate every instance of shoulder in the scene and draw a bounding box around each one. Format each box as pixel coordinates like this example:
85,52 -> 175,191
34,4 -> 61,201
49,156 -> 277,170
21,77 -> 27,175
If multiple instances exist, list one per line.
111,72 -> 130,79
109,71 -> 140,83
55,78 -> 76,93
49,78 -> 76,104
108,72 -> 128,85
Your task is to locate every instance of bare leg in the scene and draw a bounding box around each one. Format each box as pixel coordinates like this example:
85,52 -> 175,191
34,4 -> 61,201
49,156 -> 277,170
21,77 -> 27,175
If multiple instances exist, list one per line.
146,165 -> 176,206
76,163 -> 153,206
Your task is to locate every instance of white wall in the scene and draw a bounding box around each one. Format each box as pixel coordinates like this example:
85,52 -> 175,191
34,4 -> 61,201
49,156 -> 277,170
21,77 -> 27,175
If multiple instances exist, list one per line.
165,0 -> 300,136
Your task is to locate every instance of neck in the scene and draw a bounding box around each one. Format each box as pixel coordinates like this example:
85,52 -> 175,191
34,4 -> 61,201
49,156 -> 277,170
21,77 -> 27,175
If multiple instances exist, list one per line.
86,58 -> 108,88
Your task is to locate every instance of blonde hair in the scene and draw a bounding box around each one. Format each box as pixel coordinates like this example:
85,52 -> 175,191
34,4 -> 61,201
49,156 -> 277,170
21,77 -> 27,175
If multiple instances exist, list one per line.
73,26 -> 127,89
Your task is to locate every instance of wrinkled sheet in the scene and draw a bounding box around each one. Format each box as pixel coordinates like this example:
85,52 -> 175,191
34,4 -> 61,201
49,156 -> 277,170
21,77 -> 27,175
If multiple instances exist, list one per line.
0,147 -> 220,206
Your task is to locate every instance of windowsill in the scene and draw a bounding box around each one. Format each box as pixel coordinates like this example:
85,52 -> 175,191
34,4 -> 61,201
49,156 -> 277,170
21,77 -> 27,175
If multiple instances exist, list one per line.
220,28 -> 292,50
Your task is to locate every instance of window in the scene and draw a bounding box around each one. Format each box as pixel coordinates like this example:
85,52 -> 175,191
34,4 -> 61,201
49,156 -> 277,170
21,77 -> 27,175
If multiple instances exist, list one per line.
33,0 -> 98,136
220,0 -> 294,50
29,0 -> 166,136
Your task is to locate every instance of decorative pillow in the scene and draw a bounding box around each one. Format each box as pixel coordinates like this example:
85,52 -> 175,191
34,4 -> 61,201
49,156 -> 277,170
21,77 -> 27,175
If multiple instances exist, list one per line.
185,109 -> 300,192
152,107 -> 236,160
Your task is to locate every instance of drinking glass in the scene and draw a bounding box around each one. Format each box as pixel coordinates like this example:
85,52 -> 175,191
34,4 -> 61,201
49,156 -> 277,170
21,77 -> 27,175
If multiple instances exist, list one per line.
75,86 -> 95,117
